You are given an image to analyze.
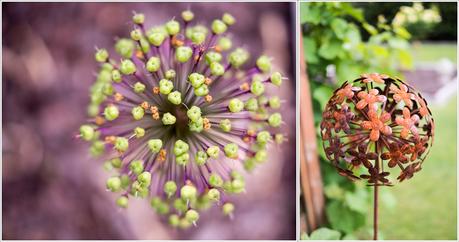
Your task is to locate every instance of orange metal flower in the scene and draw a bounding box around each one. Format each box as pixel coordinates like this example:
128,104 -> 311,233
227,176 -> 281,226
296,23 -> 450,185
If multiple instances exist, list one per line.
356,89 -> 387,111
389,83 -> 415,108
361,73 -> 389,84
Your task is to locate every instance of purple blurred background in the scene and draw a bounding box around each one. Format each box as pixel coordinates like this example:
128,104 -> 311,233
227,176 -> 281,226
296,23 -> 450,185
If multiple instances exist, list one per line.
2,2 -> 296,240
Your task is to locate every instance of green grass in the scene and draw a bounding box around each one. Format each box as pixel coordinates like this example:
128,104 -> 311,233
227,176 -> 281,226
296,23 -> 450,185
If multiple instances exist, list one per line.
377,95 -> 457,240
410,42 -> 457,64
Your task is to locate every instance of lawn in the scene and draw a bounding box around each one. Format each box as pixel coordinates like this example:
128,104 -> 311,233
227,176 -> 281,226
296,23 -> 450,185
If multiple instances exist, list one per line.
410,42 -> 457,64
377,95 -> 457,240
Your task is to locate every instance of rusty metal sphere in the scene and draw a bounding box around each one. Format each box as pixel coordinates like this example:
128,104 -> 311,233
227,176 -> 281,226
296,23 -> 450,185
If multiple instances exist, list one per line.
320,73 -> 435,186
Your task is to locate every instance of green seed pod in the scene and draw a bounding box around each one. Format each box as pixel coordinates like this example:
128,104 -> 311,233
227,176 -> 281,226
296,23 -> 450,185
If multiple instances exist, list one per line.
80,125 -> 95,141
181,10 -> 194,22
129,159 -> 144,175
104,105 -> 119,121
115,38 -> 135,58
106,176 -> 122,192
131,106 -> 145,120
159,79 -> 174,95
255,149 -> 267,163
244,98 -> 259,112
120,59 -> 136,75
134,127 -> 145,138
116,196 -> 129,208
187,106 -> 202,122
130,29 -> 142,41
95,48 -> 109,62
176,153 -> 190,166
90,140 -> 105,157
231,179 -> 245,193
185,209 -> 199,223
166,20 -> 180,35
268,112 -> 282,127
174,140 -> 189,156
209,173 -> 223,187
137,171 -> 152,186
133,82 -> 146,93
165,69 -> 176,79
120,174 -> 130,189
167,91 -> 182,105
162,112 -> 176,125
207,188 -> 220,201
156,202 -> 170,214
244,158 -> 257,172
176,46 -> 193,63
139,37 -> 150,53
191,32 -> 206,45
169,214 -> 180,227
195,150 -> 208,166
150,197 -> 162,208
211,19 -> 227,34
222,202 -> 235,216
218,37 -> 232,51
112,69 -> 122,83
110,157 -> 122,168
146,56 -> 161,72
179,218 -> 192,229
219,119 -> 231,132
174,198 -> 188,213
257,131 -> 271,145
114,137 -> 129,152
210,62 -> 225,76
132,13 -> 145,24
269,96 -> 281,109
206,146 -> 220,159
103,161 -> 113,171
251,80 -> 265,96
228,48 -> 249,68
205,51 -> 222,65
270,71 -> 282,87
194,84 -> 209,96
103,83 -> 114,96
256,55 -> 271,73
188,117 -> 204,133
87,103 -> 100,117
275,133 -> 284,144
224,143 -> 239,158
228,98 -> 244,113
181,184 -> 197,201
148,139 -> 163,153
147,32 -> 166,46
164,181 -> 177,197
222,13 -> 235,25
188,73 -> 205,88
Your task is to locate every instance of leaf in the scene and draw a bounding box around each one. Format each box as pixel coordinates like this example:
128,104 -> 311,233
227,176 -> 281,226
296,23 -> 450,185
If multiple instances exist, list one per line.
300,3 -> 321,24
344,186 -> 369,213
313,85 -> 333,110
380,189 -> 397,209
331,18 -> 348,39
310,227 -> 342,240
318,38 -> 342,60
324,183 -> 345,200
363,23 -> 378,35
303,37 -> 319,64
326,200 -> 366,234
339,3 -> 364,22
300,232 -> 310,240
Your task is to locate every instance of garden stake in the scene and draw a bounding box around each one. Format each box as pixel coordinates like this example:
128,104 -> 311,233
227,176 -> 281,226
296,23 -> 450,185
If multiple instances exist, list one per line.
320,74 -> 435,240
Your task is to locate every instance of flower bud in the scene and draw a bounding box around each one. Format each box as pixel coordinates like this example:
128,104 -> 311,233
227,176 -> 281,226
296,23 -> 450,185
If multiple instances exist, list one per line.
120,59 -> 136,75
134,127 -> 145,138
137,171 -> 151,186
250,80 -> 265,96
195,151 -> 208,165
115,39 -> 135,58
211,19 -> 227,34
114,137 -> 129,152
188,117 -> 204,133
218,37 -> 232,51
162,113 -> 176,125
176,153 -> 190,166
130,29 -> 142,41
165,69 -> 176,79
148,139 -> 163,153
176,46 -> 193,63
228,48 -> 249,68
207,188 -> 220,201
209,173 -> 223,187
80,125 -> 95,141
180,184 -> 197,201
174,140 -> 189,156
222,202 -> 235,216
244,98 -> 259,112
166,20 -> 180,35
255,149 -> 267,163
106,176 -> 122,192
188,73 -> 205,88
194,84 -> 209,96
169,214 -> 180,227
95,48 -> 109,62
174,198 -> 188,213
186,106 -> 202,122
268,113 -> 282,127
181,10 -> 194,22
112,69 -> 122,83
185,209 -> 199,223
256,55 -> 271,73
270,72 -> 282,86
224,143 -> 239,158
116,196 -> 128,208
206,146 -> 220,158
131,106 -> 145,120
132,13 -> 145,24
210,62 -> 225,76
104,105 -> 119,121
191,32 -> 206,45
275,133 -> 284,144
133,82 -> 146,93
269,96 -> 281,109
159,79 -> 174,95
228,98 -> 244,113
146,56 -> 161,72
257,131 -> 271,145
110,157 -> 122,168
129,159 -> 144,175
164,181 -> 177,197
222,13 -> 235,25
219,119 -> 231,132
205,51 -> 222,65
90,140 -> 105,157
167,91 -> 182,105
148,32 -> 166,46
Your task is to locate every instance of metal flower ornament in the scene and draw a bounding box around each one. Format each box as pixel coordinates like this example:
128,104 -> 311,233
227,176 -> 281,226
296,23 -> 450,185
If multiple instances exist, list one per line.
320,73 -> 434,239
77,10 -> 287,229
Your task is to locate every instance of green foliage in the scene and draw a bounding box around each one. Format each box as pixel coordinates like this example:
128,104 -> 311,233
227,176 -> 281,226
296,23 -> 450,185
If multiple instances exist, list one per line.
302,227 -> 342,240
301,2 -> 414,238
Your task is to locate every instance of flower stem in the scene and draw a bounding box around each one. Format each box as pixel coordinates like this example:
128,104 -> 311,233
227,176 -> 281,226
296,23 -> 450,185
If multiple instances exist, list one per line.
373,141 -> 380,240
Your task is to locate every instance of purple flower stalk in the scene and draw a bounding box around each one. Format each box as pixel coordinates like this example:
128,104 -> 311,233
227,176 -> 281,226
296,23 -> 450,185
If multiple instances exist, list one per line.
78,10 -> 286,228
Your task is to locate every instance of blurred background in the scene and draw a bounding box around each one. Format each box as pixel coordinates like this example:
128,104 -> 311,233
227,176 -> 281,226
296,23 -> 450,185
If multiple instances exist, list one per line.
300,2 -> 457,240
2,2 -> 296,240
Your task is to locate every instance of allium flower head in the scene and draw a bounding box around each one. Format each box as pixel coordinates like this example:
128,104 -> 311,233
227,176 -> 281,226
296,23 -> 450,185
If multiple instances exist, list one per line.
320,74 -> 434,186
78,10 -> 287,228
